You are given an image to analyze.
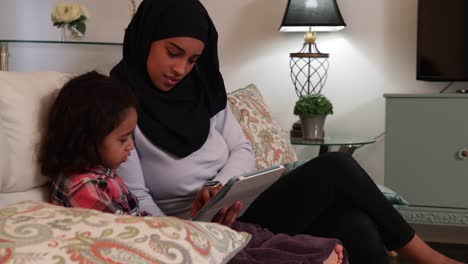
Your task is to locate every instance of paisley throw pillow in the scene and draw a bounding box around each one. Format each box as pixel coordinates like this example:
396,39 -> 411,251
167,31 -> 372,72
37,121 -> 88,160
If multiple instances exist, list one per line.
228,84 -> 297,169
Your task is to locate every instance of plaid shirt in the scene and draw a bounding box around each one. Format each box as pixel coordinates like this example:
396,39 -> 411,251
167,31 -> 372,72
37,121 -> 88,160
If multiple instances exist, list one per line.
49,166 -> 150,216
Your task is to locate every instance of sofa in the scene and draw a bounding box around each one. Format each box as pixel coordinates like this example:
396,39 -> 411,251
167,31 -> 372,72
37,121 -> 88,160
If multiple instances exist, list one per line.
0,71 -> 405,263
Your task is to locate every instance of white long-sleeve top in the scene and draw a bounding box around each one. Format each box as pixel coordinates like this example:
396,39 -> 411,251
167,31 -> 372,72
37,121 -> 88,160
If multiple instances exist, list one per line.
117,104 -> 256,218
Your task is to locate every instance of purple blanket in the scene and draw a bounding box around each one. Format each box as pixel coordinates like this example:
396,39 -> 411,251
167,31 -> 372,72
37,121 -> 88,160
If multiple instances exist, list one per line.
229,221 -> 348,264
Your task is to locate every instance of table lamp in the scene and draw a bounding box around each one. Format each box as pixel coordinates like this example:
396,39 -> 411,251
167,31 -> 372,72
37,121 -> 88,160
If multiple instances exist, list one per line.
279,0 -> 346,136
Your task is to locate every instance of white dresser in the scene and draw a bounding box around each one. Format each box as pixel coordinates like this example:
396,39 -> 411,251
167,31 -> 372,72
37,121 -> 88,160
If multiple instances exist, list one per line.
384,93 -> 468,226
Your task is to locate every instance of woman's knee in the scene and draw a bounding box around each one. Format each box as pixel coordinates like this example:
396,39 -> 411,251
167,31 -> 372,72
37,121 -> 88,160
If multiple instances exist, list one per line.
299,152 -> 365,180
315,152 -> 357,168
300,152 -> 357,172
319,152 -> 374,184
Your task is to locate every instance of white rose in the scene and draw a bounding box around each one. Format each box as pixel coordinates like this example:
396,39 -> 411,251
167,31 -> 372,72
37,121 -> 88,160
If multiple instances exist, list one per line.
51,2 -> 83,24
80,5 -> 90,19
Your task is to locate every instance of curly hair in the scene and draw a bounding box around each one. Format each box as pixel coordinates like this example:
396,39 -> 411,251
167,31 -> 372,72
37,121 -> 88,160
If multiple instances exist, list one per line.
38,71 -> 137,178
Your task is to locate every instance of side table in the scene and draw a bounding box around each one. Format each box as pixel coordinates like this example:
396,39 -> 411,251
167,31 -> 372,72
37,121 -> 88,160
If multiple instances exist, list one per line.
290,136 -> 376,155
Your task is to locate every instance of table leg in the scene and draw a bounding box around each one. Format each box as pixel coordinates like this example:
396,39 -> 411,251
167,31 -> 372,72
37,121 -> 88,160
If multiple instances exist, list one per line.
319,145 -> 330,155
337,144 -> 362,155
0,42 -> 8,71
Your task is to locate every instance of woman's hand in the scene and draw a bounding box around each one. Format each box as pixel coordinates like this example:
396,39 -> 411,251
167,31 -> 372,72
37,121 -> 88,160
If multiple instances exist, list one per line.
191,183 -> 223,216
211,200 -> 242,227
191,183 -> 243,227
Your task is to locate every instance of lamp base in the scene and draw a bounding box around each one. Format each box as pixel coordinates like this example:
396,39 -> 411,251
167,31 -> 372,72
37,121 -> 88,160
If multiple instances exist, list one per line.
290,119 -> 302,138
290,42 -> 329,96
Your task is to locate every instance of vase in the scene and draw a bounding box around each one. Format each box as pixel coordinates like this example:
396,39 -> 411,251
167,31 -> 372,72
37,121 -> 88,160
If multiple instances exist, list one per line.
69,25 -> 85,40
299,115 -> 326,140
60,27 -> 68,42
60,26 -> 85,41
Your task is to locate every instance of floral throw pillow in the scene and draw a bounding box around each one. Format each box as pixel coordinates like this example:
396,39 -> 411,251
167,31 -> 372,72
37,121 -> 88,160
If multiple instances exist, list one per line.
228,84 -> 297,169
0,201 -> 251,264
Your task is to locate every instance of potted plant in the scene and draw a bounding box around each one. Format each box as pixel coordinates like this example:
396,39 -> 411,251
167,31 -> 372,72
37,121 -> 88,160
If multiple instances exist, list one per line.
293,94 -> 333,140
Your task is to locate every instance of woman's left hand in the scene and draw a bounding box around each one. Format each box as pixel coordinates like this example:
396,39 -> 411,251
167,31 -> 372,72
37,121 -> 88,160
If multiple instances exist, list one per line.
191,184 -> 224,217
191,183 -> 243,227
211,201 -> 243,227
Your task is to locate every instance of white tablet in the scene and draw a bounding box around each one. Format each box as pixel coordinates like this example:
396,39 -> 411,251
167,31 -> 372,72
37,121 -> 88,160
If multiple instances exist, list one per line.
191,165 -> 285,222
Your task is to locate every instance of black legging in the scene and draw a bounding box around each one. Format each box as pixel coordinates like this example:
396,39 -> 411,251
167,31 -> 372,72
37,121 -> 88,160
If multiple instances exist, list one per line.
239,152 -> 415,264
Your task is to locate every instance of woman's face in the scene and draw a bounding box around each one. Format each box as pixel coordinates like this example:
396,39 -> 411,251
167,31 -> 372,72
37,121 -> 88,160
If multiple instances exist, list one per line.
147,37 -> 205,92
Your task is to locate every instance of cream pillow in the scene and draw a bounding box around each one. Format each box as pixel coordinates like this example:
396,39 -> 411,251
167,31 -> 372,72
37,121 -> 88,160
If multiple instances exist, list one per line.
0,71 -> 72,193
0,201 -> 251,263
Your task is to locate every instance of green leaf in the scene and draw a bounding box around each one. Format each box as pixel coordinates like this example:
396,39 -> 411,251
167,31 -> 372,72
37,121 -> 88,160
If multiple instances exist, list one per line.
68,16 -> 86,27
53,22 -> 65,27
75,22 -> 86,34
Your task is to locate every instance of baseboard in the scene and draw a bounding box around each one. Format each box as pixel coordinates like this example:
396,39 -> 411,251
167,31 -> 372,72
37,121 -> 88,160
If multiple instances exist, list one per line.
412,224 -> 468,244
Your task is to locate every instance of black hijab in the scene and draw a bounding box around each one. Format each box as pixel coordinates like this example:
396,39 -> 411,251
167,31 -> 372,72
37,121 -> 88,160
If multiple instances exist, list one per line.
110,0 -> 227,158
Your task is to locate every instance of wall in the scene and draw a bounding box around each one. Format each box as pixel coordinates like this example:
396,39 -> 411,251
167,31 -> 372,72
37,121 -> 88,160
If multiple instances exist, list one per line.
0,0 -> 464,184
202,0 -> 465,184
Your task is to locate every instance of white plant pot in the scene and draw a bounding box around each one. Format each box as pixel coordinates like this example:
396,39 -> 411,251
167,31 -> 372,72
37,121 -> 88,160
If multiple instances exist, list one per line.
299,115 -> 326,140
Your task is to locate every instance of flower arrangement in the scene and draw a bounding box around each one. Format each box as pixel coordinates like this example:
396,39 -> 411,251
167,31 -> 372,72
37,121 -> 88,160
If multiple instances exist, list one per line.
51,2 -> 89,39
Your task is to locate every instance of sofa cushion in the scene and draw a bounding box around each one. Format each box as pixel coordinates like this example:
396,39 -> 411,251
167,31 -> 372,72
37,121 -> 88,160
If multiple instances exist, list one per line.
0,71 -> 71,193
228,84 -> 297,169
378,184 -> 409,205
0,200 -> 251,264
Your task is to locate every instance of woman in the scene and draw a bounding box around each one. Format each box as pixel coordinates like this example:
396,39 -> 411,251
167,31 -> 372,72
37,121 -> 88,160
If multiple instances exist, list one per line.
111,0 -> 462,263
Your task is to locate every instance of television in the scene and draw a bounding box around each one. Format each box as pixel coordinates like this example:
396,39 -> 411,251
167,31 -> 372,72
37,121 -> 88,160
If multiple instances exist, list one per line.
416,0 -> 468,81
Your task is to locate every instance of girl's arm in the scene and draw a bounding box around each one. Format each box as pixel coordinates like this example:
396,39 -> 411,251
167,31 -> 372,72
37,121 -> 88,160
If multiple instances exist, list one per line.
67,177 -> 150,216
66,177 -> 123,214
117,149 -> 166,216
213,104 -> 256,184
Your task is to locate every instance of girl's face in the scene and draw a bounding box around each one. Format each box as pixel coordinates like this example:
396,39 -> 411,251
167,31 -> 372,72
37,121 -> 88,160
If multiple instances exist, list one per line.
98,107 -> 137,169
147,37 -> 205,92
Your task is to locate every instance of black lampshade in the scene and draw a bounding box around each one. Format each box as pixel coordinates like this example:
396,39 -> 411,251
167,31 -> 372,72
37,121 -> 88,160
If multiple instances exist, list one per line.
280,0 -> 346,32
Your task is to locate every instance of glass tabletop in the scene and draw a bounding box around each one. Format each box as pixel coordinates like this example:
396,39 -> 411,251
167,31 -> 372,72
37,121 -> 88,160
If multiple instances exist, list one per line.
290,136 -> 376,146
0,39 -> 122,46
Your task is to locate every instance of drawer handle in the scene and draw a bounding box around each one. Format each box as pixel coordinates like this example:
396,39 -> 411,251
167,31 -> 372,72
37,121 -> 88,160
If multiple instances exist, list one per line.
457,148 -> 468,160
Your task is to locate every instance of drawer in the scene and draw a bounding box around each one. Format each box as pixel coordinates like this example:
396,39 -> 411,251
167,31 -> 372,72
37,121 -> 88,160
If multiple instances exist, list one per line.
385,96 -> 468,209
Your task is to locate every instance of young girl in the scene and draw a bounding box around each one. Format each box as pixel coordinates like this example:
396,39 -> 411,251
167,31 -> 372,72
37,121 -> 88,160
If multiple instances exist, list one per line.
39,71 -> 149,216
